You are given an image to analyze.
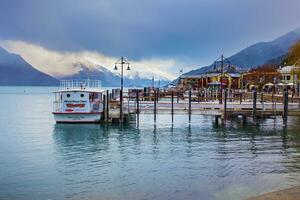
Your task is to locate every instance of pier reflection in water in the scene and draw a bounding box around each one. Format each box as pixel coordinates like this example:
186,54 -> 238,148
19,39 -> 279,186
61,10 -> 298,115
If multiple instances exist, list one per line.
51,116 -> 300,200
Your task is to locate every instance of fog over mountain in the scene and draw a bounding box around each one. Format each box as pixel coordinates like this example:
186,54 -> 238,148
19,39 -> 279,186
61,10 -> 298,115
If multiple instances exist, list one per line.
62,63 -> 169,87
0,46 -> 170,87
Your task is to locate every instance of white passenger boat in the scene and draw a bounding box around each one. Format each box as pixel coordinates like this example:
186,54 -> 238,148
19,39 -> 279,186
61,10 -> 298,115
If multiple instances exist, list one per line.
53,80 -> 105,123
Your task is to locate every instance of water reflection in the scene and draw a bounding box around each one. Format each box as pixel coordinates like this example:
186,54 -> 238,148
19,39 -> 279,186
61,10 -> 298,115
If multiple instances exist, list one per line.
51,117 -> 300,200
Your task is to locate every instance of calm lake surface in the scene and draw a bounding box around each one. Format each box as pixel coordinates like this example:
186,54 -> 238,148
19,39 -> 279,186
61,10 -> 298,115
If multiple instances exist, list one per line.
1,86 -> 300,200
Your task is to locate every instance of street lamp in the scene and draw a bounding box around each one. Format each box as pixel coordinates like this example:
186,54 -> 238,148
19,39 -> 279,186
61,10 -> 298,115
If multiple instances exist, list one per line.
114,56 -> 131,122
213,54 -> 231,104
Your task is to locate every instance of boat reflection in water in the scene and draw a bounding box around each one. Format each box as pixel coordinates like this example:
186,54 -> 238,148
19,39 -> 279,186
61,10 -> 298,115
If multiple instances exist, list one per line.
51,115 -> 300,200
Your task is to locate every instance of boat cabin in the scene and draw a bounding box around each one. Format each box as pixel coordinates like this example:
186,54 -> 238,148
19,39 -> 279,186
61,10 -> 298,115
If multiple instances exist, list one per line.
53,80 -> 104,123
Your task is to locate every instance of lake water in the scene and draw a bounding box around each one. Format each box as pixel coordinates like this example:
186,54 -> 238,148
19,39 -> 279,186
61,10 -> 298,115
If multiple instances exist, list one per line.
1,86 -> 300,200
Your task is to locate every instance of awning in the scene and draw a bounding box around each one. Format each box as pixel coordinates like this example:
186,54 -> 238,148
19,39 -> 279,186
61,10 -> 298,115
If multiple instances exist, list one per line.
208,81 -> 226,86
265,83 -> 274,86
287,82 -> 295,86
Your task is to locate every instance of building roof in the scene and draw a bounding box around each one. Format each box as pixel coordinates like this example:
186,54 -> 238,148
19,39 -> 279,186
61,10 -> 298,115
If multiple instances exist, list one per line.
180,72 -> 240,79
279,66 -> 294,73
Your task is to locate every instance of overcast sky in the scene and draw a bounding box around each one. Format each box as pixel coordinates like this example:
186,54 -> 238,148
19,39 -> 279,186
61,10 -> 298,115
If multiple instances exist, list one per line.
1,0 -> 300,78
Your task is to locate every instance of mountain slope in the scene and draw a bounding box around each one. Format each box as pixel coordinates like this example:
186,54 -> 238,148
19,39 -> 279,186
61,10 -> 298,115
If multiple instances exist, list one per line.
282,39 -> 300,66
0,47 -> 59,86
185,27 -> 300,75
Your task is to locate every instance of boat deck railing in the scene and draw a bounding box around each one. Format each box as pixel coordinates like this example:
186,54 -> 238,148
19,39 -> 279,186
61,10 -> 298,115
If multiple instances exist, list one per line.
60,80 -> 102,90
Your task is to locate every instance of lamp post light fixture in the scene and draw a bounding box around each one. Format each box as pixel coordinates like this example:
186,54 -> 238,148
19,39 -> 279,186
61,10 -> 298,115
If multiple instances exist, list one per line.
114,56 -> 131,122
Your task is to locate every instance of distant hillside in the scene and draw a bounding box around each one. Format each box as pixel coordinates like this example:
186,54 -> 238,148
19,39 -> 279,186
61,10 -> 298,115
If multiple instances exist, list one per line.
62,63 -> 170,87
0,47 -> 59,86
282,39 -> 300,66
185,27 -> 300,75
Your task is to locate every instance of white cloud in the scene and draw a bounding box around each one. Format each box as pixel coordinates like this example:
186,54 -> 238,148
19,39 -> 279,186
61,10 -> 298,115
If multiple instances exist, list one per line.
1,40 -> 178,80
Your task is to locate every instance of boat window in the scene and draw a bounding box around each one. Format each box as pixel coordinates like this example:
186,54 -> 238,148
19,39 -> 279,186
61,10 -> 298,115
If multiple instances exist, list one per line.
67,94 -> 71,98
81,94 -> 84,98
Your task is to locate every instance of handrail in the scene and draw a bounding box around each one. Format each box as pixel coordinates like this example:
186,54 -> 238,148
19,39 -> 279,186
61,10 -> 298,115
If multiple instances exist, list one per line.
59,79 -> 101,90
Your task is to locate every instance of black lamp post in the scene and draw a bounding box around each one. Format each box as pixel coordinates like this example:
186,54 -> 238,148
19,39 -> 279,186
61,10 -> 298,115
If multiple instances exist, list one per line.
114,56 -> 130,122
213,54 -> 231,104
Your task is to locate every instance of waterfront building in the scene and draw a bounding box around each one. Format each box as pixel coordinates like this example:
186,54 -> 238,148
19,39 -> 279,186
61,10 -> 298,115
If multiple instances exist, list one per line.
278,65 -> 300,86
178,68 -> 241,91
241,65 -> 280,90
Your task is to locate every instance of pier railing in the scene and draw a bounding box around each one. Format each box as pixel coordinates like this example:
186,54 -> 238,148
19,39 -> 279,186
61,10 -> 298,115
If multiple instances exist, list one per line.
59,80 -> 102,90
101,88 -> 300,126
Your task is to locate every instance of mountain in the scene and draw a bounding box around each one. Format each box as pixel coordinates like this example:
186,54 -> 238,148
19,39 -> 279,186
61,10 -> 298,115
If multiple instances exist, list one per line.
185,27 -> 300,75
61,63 -> 170,87
0,47 -> 59,86
282,39 -> 300,66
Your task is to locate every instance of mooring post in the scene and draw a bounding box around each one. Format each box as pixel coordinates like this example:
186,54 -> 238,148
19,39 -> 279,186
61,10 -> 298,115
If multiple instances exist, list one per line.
253,89 -> 257,122
298,82 -> 300,97
223,88 -> 228,124
171,91 -> 174,123
154,89 -> 157,123
242,115 -> 247,125
136,91 -> 139,126
119,89 -> 123,123
219,88 -> 223,104
188,87 -> 192,123
261,92 -> 264,117
103,94 -> 107,122
106,90 -> 109,122
239,92 -> 242,104
215,115 -> 219,125
283,90 -> 288,128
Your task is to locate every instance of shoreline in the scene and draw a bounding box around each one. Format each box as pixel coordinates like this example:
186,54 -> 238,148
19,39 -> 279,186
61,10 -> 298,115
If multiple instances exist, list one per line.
246,186 -> 300,200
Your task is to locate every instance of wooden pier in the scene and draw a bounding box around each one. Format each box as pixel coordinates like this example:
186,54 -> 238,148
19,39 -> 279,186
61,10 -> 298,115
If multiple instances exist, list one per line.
101,89 -> 300,126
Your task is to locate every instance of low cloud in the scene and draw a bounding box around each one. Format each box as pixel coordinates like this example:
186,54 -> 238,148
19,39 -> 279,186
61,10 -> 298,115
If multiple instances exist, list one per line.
1,40 -> 178,80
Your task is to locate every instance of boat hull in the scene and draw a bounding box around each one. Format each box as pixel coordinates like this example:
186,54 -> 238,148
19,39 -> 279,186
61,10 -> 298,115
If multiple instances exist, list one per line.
53,112 -> 102,123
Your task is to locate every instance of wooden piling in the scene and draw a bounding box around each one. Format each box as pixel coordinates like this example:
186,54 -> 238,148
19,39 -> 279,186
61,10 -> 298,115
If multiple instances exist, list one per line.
223,89 -> 228,123
242,115 -> 246,125
188,87 -> 192,123
239,92 -> 242,104
136,91 -> 139,126
261,92 -> 264,117
154,89 -> 157,123
171,91 -> 174,123
283,90 -> 288,127
106,90 -> 109,122
253,89 -> 257,121
119,89 -> 123,123
103,94 -> 107,122
215,115 -> 219,125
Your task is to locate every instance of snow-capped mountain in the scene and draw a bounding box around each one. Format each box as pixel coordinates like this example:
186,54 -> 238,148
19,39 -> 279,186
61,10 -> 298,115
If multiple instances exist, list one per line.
61,62 -> 170,87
